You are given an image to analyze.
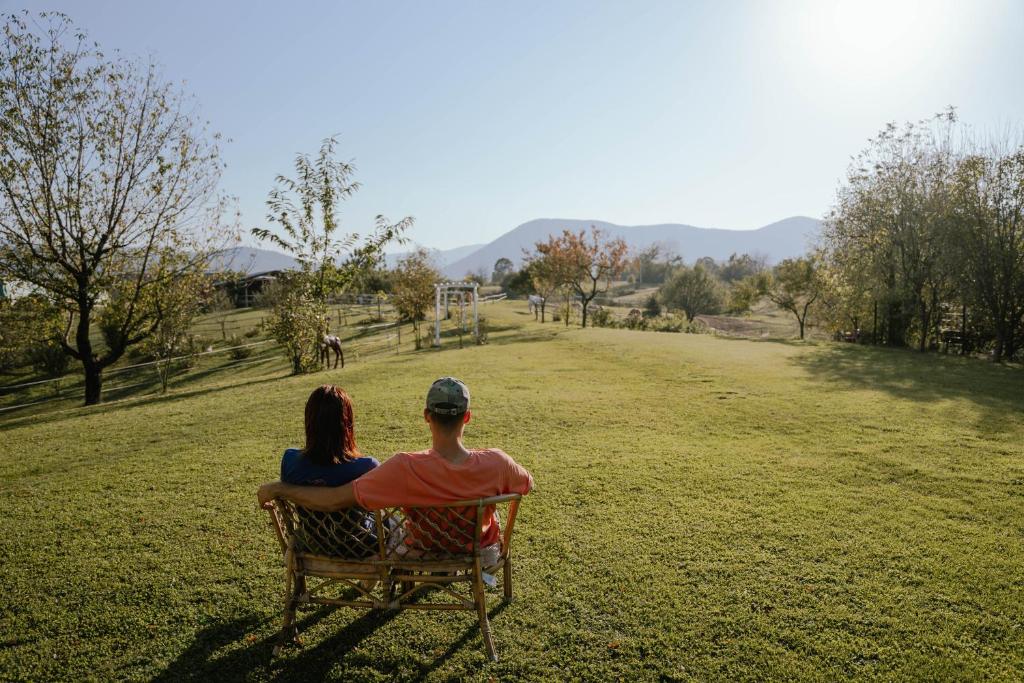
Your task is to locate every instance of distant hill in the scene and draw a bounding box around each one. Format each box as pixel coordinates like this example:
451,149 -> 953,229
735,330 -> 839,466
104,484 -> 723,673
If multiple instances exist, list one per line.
441,216 -> 821,278
209,247 -> 298,274
210,243 -> 486,276
382,243 -> 486,270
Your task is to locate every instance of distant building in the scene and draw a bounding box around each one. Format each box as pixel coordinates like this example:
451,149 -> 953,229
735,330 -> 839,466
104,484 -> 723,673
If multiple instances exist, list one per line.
214,270 -> 282,308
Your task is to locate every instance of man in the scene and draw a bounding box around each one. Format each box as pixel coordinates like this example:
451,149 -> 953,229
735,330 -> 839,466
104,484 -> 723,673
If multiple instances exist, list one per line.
257,377 -> 534,556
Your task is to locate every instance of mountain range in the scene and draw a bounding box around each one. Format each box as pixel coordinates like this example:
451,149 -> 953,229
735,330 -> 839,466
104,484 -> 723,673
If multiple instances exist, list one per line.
440,216 -> 821,278
214,216 -> 822,278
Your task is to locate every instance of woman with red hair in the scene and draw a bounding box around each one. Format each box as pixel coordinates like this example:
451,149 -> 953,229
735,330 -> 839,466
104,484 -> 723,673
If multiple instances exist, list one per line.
281,384 -> 378,488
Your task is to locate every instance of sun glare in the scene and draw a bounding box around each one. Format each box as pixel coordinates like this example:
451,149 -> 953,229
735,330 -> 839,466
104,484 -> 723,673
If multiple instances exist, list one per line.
790,0 -> 956,82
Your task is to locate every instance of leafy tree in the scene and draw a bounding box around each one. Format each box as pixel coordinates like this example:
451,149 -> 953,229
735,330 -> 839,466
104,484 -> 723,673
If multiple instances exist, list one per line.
501,268 -> 533,297
491,257 -> 514,284
823,111 -> 958,350
658,264 -> 724,321
765,257 -> 821,340
952,150 -> 1024,362
0,13 -> 232,404
463,270 -> 487,286
0,291 -> 65,374
252,136 -> 411,299
251,136 -> 411,370
141,268 -> 212,392
536,227 -> 628,328
633,244 -> 679,284
719,252 -> 768,284
392,248 -> 440,350
266,272 -> 328,374
520,253 -> 562,322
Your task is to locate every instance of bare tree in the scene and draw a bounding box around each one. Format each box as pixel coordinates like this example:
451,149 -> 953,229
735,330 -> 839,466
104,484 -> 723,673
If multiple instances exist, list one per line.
0,13 -> 232,404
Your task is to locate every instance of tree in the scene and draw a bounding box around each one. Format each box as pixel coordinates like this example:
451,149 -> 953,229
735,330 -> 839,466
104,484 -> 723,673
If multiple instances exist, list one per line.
251,136 -> 412,371
491,257 -> 514,284
265,272 -> 328,373
537,227 -> 628,328
765,257 -> 821,340
718,252 -> 768,284
140,267 -> 211,392
392,248 -> 440,350
0,13 -> 232,404
952,149 -> 1024,362
823,111 -> 958,350
658,264 -> 724,321
520,252 -> 562,322
0,290 -> 64,375
500,268 -> 533,297
631,243 -> 682,284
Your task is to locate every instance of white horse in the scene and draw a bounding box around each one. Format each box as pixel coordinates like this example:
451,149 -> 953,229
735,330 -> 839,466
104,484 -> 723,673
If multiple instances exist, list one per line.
527,295 -> 545,317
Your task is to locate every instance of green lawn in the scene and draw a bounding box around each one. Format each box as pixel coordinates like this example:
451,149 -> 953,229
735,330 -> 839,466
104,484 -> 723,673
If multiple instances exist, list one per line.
1,302 -> 1022,681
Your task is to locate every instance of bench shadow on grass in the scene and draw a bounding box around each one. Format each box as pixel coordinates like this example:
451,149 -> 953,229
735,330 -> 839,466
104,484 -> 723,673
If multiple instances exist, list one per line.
790,342 -> 1023,423
153,602 -> 507,682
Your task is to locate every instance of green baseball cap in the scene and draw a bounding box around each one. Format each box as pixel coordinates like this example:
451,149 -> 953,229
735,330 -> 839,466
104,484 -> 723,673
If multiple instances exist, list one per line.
426,377 -> 470,415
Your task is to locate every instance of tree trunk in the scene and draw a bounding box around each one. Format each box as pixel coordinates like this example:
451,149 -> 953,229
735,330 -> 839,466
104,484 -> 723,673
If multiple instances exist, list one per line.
84,360 -> 102,405
540,302 -> 545,323
75,302 -> 104,405
872,300 -> 878,345
919,300 -> 929,352
960,303 -> 967,356
581,302 -> 588,328
798,316 -> 805,340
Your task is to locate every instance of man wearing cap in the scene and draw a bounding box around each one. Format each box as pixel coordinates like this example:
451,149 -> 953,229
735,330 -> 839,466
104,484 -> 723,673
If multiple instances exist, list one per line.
256,377 -> 534,553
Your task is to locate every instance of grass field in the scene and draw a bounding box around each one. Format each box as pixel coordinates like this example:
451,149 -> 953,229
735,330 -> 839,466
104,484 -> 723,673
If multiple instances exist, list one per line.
1,301 -> 1022,681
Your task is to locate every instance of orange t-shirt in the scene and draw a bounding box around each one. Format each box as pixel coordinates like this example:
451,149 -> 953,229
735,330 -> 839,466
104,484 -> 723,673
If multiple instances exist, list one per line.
351,448 -> 533,548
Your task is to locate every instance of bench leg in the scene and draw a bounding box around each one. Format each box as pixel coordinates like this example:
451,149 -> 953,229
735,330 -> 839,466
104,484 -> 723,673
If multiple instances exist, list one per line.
473,559 -> 498,662
503,558 -> 513,602
273,557 -> 302,656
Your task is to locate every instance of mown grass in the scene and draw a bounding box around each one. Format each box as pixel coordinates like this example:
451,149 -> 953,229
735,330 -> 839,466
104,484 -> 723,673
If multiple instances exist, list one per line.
1,302 -> 1022,681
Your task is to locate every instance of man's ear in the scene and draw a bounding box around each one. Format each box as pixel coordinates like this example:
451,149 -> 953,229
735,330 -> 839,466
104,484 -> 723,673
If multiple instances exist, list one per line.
463,410 -> 472,425
424,408 -> 431,424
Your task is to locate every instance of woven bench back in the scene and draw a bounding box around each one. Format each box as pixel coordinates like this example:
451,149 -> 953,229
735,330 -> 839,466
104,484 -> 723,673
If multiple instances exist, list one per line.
269,494 -> 522,563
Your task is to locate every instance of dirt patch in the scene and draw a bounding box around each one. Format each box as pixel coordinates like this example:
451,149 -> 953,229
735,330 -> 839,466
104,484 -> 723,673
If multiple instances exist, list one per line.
694,315 -> 772,338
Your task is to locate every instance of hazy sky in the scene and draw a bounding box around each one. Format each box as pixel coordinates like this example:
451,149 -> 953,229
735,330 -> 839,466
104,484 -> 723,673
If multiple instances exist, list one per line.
6,1 -> 1023,250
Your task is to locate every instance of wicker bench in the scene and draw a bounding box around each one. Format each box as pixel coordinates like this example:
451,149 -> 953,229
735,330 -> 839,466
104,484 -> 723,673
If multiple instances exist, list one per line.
265,493 -> 523,661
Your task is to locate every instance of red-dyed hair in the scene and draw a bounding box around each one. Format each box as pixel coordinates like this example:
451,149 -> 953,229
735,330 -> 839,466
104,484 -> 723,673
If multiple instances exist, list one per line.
303,385 -> 362,466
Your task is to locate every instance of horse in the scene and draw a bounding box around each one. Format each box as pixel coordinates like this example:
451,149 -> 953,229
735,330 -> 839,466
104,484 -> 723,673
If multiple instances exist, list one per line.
320,334 -> 344,369
527,295 -> 545,318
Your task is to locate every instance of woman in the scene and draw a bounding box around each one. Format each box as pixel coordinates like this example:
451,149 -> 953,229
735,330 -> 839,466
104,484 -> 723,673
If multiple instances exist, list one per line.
281,385 -> 378,556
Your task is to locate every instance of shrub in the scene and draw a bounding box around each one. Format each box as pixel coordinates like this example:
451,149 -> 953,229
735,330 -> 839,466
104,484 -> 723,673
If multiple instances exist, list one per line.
591,307 -> 613,328
229,336 -> 253,360
243,327 -> 260,338
643,294 -> 661,318
27,342 -> 69,378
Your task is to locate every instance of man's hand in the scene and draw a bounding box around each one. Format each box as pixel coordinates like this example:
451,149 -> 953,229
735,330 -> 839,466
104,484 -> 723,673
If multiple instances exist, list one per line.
255,480 -> 358,512
257,481 -> 283,509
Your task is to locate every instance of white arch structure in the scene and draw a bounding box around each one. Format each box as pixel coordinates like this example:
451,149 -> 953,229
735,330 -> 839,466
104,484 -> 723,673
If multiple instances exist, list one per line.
433,282 -> 479,347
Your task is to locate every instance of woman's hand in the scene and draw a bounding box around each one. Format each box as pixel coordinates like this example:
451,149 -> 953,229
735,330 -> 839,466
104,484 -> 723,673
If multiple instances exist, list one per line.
257,481 -> 283,509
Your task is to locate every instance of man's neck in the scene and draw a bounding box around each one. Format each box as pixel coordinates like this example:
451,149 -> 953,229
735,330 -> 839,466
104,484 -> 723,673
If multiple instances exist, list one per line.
431,431 -> 470,463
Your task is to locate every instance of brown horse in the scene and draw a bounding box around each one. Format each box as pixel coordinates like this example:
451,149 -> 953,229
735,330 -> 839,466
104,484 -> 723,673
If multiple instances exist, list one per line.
320,334 -> 344,369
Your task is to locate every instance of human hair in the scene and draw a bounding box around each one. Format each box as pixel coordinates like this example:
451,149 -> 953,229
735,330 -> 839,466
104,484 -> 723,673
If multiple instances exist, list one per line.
428,408 -> 467,432
303,385 -> 362,466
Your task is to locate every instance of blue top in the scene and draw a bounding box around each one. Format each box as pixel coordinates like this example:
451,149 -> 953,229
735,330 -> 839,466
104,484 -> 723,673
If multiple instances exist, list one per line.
280,448 -> 379,487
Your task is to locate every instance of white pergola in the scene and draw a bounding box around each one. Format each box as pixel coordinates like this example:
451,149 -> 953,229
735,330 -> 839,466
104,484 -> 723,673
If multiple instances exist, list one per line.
433,282 -> 479,347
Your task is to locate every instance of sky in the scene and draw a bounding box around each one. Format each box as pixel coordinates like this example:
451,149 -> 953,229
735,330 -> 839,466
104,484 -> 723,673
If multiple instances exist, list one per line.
5,0 -> 1023,250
